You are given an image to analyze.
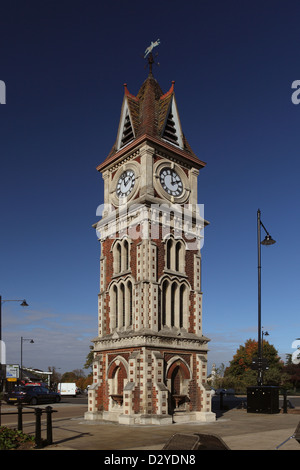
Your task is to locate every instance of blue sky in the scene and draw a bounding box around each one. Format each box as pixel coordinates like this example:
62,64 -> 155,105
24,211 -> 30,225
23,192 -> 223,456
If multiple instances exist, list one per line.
0,0 -> 299,374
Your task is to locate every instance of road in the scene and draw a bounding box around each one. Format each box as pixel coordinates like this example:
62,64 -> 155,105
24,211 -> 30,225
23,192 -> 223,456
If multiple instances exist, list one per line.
0,395 -> 88,428
60,395 -> 88,405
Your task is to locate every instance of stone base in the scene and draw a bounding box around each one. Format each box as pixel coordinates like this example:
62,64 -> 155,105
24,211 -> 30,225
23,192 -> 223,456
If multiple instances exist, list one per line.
84,410 -> 215,425
84,411 -> 103,421
172,411 -> 216,423
119,413 -> 173,425
84,410 -> 172,425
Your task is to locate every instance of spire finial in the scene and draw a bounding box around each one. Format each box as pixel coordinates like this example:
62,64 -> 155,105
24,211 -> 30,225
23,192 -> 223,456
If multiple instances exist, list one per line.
144,39 -> 160,76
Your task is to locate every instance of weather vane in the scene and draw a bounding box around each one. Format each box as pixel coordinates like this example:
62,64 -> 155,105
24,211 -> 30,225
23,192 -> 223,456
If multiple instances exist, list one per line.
144,39 -> 160,58
144,39 -> 160,75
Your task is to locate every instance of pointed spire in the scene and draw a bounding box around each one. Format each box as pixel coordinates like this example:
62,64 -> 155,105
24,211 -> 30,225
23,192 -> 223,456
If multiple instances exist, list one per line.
97,73 -> 206,172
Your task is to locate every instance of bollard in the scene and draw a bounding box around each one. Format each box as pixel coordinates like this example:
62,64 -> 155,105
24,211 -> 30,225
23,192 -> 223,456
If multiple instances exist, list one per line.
45,406 -> 54,445
282,390 -> 287,414
17,403 -> 23,431
34,408 -> 43,448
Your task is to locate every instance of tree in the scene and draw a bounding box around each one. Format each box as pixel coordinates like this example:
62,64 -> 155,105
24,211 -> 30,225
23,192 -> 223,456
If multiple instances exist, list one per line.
84,346 -> 94,374
281,363 -> 300,391
223,338 -> 283,392
76,375 -> 93,391
61,369 -> 85,383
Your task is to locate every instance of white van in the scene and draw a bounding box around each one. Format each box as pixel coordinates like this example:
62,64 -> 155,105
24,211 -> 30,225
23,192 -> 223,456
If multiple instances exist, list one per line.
57,382 -> 77,397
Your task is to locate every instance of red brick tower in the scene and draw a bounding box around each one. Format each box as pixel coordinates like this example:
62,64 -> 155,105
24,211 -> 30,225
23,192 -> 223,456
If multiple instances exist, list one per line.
85,58 -> 215,424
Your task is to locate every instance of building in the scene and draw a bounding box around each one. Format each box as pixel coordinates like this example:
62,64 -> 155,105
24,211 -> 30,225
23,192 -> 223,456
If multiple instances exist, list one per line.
85,53 -> 215,424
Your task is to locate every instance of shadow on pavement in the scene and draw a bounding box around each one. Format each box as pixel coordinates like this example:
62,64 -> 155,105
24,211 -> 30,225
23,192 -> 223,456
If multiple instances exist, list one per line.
212,395 -> 247,418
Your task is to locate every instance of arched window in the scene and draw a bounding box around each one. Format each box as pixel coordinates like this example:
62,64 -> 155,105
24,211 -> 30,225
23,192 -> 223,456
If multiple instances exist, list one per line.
171,283 -> 177,327
165,237 -> 185,273
110,279 -> 134,331
179,284 -> 185,328
166,238 -> 172,270
162,279 -> 169,326
113,239 -> 131,275
113,242 -> 122,274
120,283 -> 125,327
128,280 -> 133,326
160,279 -> 189,330
175,242 -> 179,271
117,243 -> 122,272
113,284 -> 118,329
123,240 -> 129,271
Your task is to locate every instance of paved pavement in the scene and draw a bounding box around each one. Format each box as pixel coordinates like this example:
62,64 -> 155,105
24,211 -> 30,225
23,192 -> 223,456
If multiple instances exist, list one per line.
2,398 -> 300,452
48,411 -> 300,451
35,402 -> 300,451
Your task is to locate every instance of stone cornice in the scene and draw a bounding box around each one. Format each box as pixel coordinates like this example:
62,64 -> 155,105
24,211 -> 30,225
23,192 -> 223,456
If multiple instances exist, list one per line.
92,330 -> 210,353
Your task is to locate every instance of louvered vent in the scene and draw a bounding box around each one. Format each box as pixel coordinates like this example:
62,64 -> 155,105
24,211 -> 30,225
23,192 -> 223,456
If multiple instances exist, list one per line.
121,113 -> 134,147
162,112 -> 179,145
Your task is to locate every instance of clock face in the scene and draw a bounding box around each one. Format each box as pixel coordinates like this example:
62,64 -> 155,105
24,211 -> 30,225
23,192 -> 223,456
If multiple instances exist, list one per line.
116,169 -> 135,198
159,167 -> 183,197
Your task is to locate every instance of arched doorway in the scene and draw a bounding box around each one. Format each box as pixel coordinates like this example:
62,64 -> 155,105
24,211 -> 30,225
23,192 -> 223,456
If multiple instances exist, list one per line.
167,359 -> 191,413
107,359 -> 128,408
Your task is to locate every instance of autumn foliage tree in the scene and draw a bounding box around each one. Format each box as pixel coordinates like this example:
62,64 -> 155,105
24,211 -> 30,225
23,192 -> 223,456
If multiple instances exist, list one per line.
223,339 -> 283,392
281,362 -> 300,391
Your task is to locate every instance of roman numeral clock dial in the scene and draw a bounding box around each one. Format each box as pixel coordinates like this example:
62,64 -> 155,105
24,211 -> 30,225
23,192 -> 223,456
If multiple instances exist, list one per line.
116,170 -> 135,198
159,167 -> 183,197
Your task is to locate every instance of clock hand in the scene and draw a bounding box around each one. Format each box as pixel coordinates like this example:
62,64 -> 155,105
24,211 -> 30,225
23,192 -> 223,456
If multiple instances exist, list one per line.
121,175 -> 132,192
172,174 -> 178,188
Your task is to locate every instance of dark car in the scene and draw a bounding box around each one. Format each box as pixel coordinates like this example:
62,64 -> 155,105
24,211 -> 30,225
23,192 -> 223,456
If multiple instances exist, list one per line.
5,385 -> 61,405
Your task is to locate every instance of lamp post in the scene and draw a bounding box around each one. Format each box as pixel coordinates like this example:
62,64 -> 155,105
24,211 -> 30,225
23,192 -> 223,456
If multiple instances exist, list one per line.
20,337 -> 34,381
0,296 -> 28,426
257,209 -> 276,386
0,296 -> 29,381
261,328 -> 269,382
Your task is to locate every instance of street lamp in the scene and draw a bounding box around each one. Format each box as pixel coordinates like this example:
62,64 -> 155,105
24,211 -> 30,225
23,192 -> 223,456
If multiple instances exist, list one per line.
257,209 -> 276,386
262,329 -> 269,351
20,337 -> 34,381
0,296 -> 29,344
0,296 -> 29,376
0,296 -> 29,426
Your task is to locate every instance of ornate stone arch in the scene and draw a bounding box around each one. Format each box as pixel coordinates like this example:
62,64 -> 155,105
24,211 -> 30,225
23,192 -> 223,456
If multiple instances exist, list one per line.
108,276 -> 135,331
107,356 -> 129,408
166,355 -> 191,381
107,355 -> 129,379
166,356 -> 192,411
162,234 -> 186,273
111,236 -> 132,274
158,275 -> 191,330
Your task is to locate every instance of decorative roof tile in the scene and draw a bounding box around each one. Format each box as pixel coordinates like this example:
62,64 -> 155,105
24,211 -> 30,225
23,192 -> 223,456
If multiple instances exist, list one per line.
98,75 -> 205,171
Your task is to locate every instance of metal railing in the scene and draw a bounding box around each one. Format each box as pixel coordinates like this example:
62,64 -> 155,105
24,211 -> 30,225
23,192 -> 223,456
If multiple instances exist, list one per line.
0,402 -> 57,448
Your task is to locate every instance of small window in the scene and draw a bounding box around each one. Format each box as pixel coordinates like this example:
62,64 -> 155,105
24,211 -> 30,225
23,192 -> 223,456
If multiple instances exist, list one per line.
162,112 -> 179,145
121,113 -> 134,147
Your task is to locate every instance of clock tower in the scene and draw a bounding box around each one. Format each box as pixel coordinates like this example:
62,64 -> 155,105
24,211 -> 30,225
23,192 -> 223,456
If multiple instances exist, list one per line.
85,54 -> 215,424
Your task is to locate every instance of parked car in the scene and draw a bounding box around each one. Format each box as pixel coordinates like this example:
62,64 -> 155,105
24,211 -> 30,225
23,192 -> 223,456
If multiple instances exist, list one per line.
5,385 -> 61,405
